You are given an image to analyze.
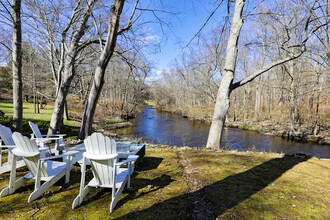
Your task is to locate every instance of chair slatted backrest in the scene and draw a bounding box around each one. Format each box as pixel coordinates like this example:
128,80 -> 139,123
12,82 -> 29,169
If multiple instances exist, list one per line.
12,132 -> 47,177
84,133 -> 116,186
0,125 -> 15,145
28,121 -> 43,139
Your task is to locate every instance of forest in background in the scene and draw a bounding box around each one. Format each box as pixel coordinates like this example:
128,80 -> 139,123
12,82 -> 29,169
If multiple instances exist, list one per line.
150,0 -> 329,143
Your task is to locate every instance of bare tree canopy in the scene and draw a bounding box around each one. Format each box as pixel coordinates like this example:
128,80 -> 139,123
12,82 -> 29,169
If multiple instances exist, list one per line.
0,0 -> 328,148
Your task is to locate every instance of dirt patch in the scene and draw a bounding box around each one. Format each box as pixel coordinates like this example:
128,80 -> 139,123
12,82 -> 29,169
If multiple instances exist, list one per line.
178,150 -> 215,219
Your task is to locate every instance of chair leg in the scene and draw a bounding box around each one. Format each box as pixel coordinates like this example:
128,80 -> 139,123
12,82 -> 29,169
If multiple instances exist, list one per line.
0,177 -> 27,197
110,177 -> 128,214
65,156 -> 71,184
0,154 -> 26,197
72,185 -> 90,209
72,157 -> 89,209
127,162 -> 132,189
28,171 -> 65,202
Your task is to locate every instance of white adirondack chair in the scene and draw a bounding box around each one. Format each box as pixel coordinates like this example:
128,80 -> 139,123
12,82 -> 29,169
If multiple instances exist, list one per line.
72,133 -> 139,214
0,125 -> 25,174
29,121 -> 67,154
0,132 -> 78,202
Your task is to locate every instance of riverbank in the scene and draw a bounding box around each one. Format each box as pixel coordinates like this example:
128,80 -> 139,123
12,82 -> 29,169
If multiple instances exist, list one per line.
0,145 -> 328,219
225,120 -> 330,145
158,106 -> 330,145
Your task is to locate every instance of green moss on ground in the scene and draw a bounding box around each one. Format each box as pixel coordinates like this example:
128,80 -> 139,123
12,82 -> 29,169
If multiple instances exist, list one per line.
0,147 -> 329,219
182,149 -> 329,219
105,119 -> 126,125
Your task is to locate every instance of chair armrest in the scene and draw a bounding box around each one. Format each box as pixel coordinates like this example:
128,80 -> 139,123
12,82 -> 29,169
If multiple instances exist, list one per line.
33,137 -> 62,141
38,146 -> 51,151
0,145 -> 16,149
42,134 -> 66,137
12,148 -> 40,157
40,150 -> 79,161
115,155 -> 139,166
83,152 -> 118,161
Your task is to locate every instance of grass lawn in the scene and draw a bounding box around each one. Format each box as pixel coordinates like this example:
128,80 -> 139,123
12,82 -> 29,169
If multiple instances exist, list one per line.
0,102 -> 55,121
0,102 -> 80,138
0,146 -> 329,219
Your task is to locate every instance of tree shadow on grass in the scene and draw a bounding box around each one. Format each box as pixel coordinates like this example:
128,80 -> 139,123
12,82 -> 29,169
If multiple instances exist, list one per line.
135,156 -> 163,171
118,173 -> 174,205
115,156 -> 309,219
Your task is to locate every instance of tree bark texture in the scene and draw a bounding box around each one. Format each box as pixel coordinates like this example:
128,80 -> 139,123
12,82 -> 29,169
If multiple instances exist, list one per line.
206,0 -> 245,149
78,0 -> 125,139
12,0 -> 23,132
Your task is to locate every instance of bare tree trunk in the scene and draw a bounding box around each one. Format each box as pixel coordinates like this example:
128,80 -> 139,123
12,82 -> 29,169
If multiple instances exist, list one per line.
206,0 -> 245,149
49,57 -> 75,133
121,73 -> 131,115
312,71 -> 321,135
278,67 -> 285,105
12,0 -> 23,132
37,92 -> 40,114
243,88 -> 247,123
267,74 -> 271,114
79,0 -> 125,139
63,100 -> 69,120
255,77 -> 261,118
48,0 -> 96,134
289,60 -> 296,134
233,95 -> 237,122
33,63 -> 36,113
313,87 -> 321,135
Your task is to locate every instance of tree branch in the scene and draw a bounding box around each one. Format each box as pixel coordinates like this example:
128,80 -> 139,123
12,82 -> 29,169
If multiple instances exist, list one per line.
118,0 -> 143,35
0,41 -> 12,52
231,49 -> 305,90
185,0 -> 225,48
0,1 -> 14,22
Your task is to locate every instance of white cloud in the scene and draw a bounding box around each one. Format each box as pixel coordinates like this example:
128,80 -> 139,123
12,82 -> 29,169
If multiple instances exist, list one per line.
145,69 -> 165,84
141,33 -> 160,44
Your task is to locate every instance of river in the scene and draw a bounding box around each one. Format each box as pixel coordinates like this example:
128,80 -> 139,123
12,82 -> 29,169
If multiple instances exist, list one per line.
114,107 -> 329,158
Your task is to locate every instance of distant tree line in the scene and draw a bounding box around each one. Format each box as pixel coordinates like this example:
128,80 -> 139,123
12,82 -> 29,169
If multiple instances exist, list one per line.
151,0 -> 329,148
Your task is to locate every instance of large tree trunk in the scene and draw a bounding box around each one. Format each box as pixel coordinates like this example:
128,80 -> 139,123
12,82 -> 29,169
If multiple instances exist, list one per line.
49,64 -> 75,133
63,100 -> 69,120
79,0 -> 125,139
12,0 -> 23,132
206,0 -> 245,149
48,0 -> 96,134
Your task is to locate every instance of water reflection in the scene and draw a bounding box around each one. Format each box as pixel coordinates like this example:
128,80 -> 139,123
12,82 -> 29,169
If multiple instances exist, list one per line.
114,107 -> 329,158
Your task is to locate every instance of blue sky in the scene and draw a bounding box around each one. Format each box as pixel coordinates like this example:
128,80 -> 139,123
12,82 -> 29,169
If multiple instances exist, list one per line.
139,0 -> 228,75
0,1 -> 228,72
